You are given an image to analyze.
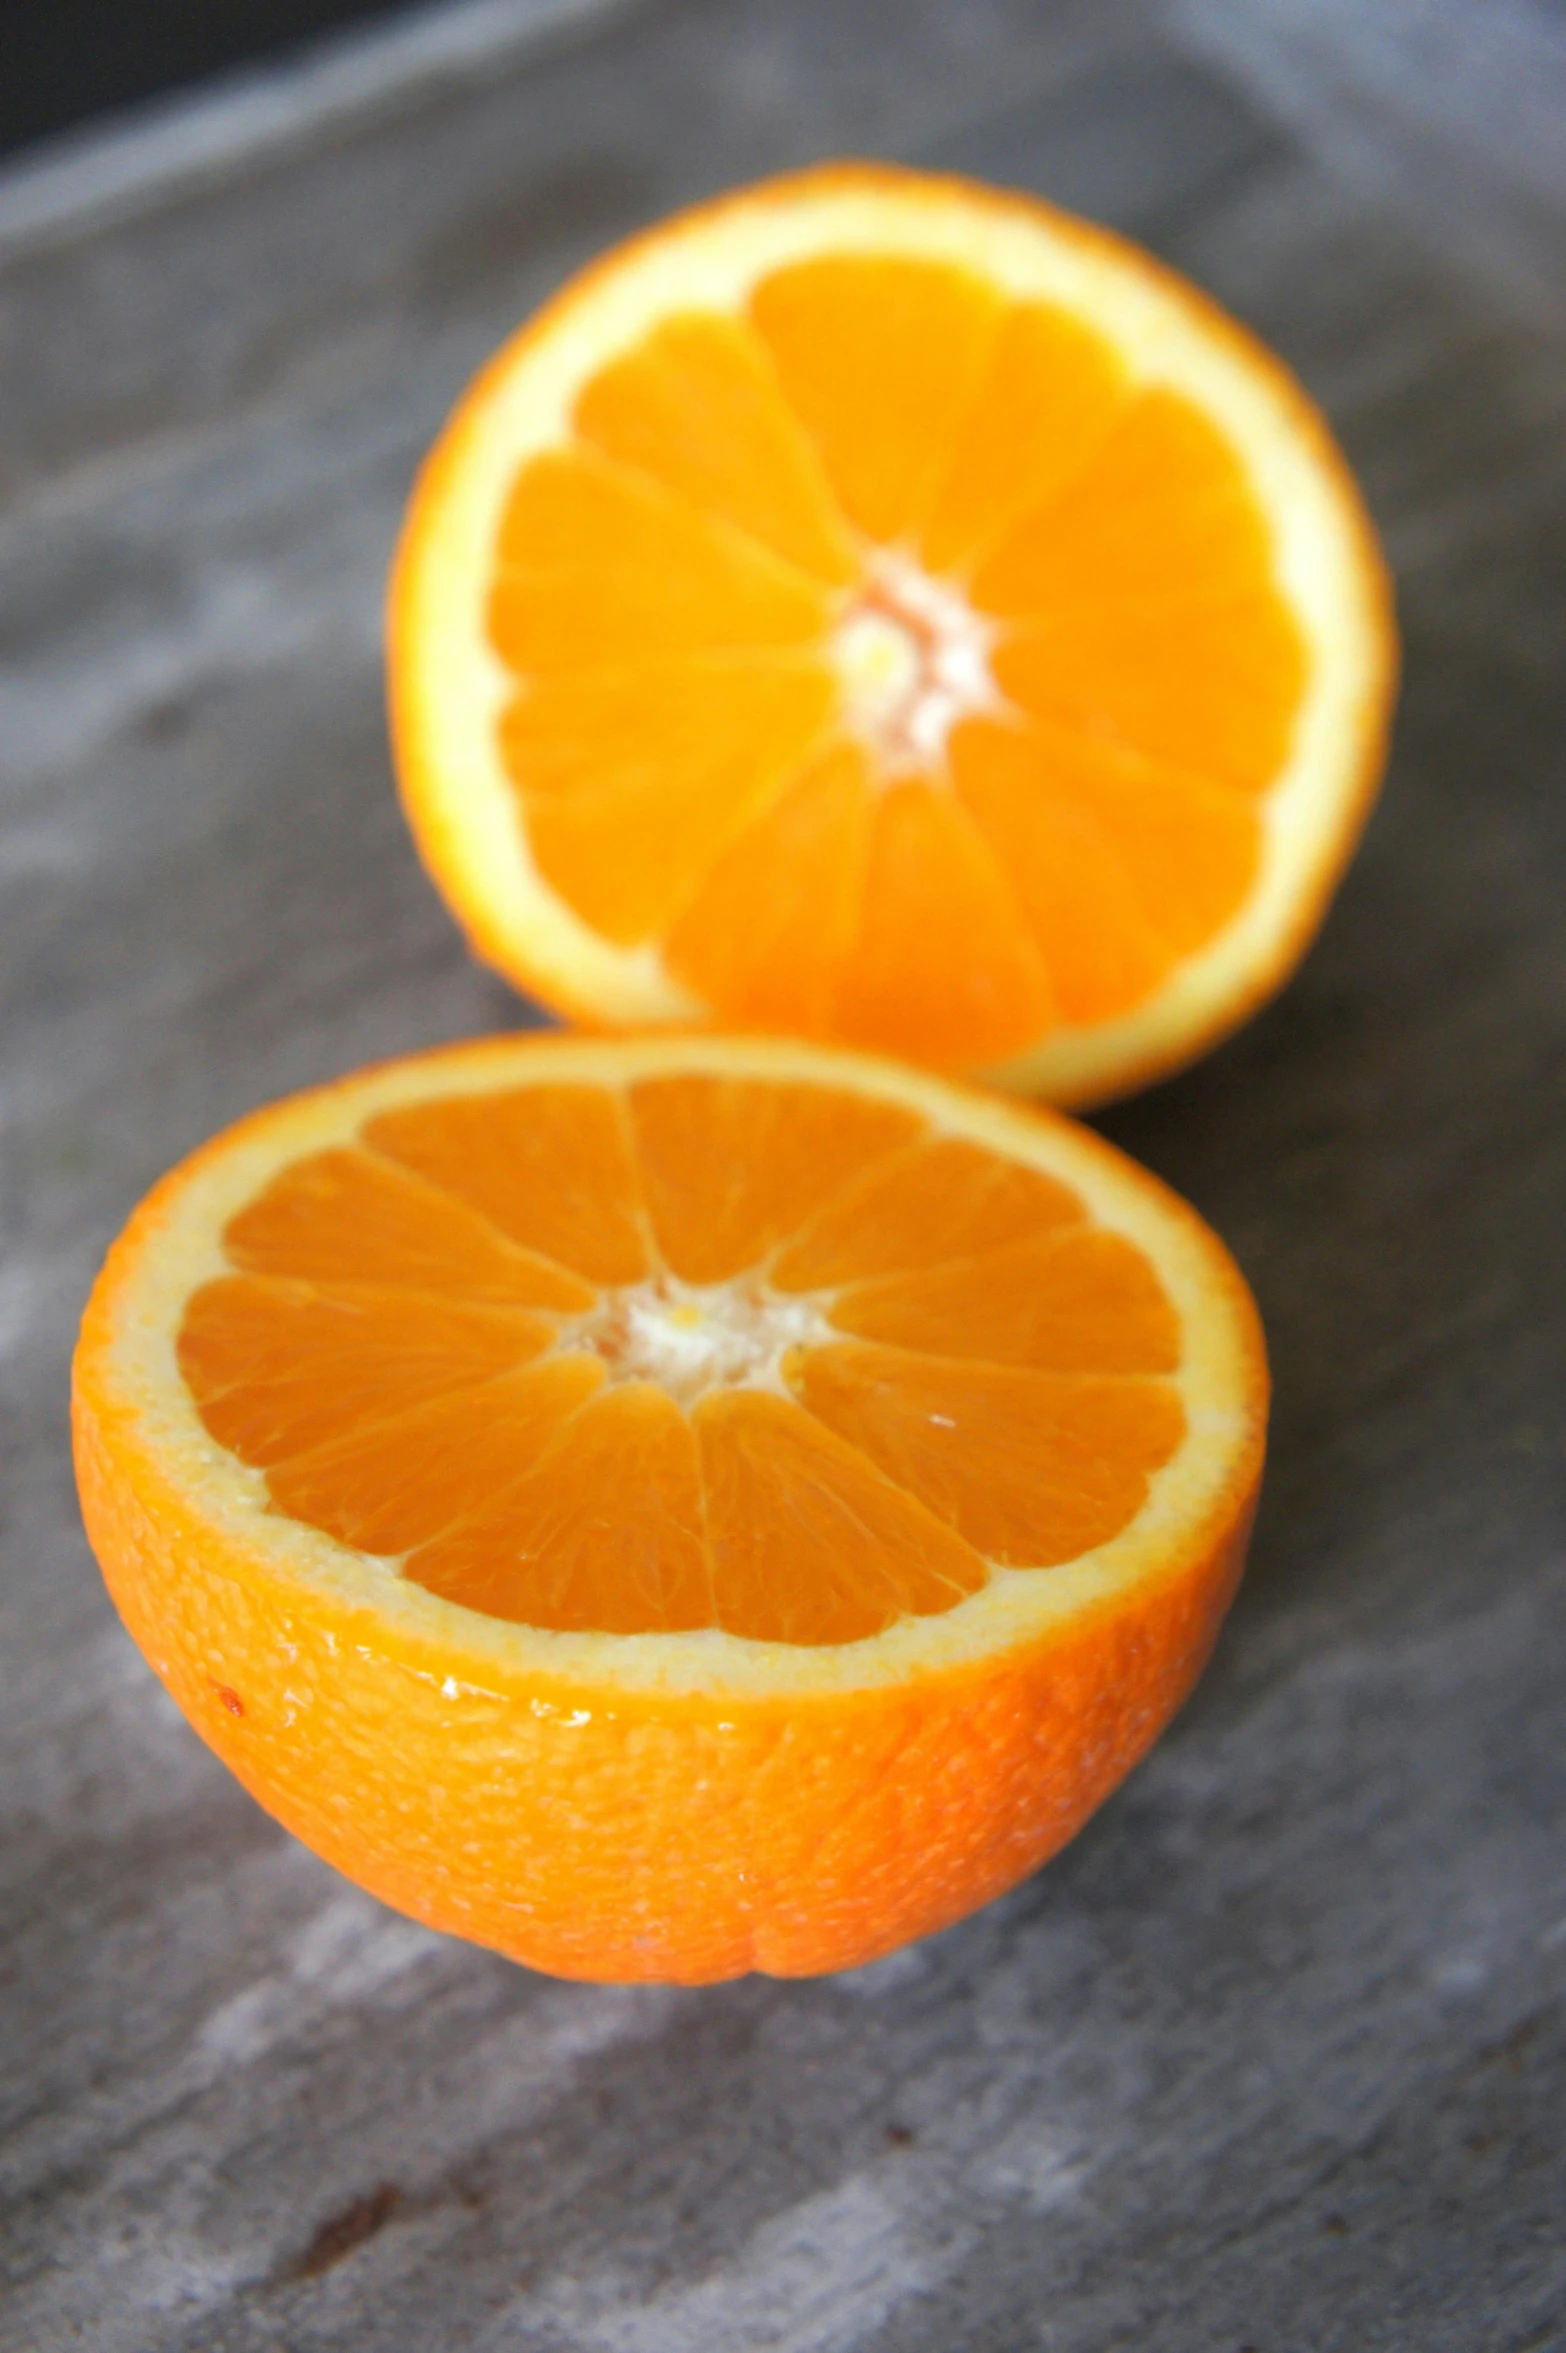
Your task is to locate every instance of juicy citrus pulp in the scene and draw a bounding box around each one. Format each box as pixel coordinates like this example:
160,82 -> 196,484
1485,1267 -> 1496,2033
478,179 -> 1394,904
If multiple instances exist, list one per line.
74,1034 -> 1266,1981
391,162 -> 1395,1101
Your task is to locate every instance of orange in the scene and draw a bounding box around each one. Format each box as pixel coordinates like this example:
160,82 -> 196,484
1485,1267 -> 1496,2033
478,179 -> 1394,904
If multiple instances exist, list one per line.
390,161 -> 1395,1103
74,1032 -> 1266,1983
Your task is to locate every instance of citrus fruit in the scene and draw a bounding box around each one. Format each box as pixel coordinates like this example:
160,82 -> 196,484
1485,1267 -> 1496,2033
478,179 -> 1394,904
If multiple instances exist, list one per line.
74,1032 -> 1266,1983
389,161 -> 1395,1103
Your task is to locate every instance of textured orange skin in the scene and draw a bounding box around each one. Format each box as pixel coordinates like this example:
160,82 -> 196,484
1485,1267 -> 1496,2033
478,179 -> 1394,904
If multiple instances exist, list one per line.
71,1034 -> 1268,1985
387,159 -> 1398,1109
74,1297 -> 1259,1984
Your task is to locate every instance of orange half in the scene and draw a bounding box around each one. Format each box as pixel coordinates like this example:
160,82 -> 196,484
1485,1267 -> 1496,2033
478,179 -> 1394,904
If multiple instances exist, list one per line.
390,162 -> 1395,1103
74,1032 -> 1266,1983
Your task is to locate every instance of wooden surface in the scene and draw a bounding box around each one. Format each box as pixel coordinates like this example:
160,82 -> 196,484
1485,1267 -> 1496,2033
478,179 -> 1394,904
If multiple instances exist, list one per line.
3,2 -> 1565,2345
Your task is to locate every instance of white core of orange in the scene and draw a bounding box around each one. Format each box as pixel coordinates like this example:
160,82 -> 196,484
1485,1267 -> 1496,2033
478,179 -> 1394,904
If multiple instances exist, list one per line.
830,549 -> 1003,774
571,1273 -> 836,1405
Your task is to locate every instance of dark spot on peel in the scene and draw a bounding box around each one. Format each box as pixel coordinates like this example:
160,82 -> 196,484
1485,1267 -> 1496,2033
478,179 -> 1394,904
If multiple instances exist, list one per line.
213,1684 -> 245,1717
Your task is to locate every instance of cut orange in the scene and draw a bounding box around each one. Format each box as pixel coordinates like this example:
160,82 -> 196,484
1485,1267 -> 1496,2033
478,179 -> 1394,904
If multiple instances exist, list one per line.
74,1033 -> 1265,1983
390,162 -> 1395,1103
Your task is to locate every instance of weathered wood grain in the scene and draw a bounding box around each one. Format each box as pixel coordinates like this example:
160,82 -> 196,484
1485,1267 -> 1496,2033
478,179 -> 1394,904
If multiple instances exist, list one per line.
3,3 -> 1564,2347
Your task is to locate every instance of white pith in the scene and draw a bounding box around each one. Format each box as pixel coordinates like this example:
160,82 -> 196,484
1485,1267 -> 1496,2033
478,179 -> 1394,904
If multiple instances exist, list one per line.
88,1032 -> 1265,1701
392,171 -> 1389,1101
571,1272 -> 835,1404
830,548 -> 1003,773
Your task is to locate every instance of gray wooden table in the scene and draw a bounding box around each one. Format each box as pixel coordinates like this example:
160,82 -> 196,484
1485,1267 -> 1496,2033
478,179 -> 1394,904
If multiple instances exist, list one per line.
4,2 -> 1565,2346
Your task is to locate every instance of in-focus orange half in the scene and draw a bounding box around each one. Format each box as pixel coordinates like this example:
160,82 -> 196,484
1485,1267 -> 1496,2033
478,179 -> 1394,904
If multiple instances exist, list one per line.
390,161 -> 1395,1103
74,1033 -> 1266,1983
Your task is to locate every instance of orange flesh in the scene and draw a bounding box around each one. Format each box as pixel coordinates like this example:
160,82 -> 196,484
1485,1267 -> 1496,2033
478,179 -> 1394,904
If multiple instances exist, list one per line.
486,255 -> 1305,1064
178,1077 -> 1184,1645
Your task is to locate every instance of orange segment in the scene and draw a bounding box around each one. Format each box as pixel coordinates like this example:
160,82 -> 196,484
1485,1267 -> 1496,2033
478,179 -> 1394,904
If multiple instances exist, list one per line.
832,781 -> 1055,1066
747,254 -> 1000,541
627,1072 -> 920,1283
773,1134 -> 1084,1292
487,447 -> 828,672
993,597 -> 1306,799
498,656 -> 833,801
516,659 -> 832,945
695,1388 -> 987,1643
987,717 -> 1262,959
177,1278 -> 557,1468
262,1356 -> 604,1556
951,714 -> 1263,1018
223,1146 -> 586,1305
975,389 -> 1307,792
409,1382 -> 712,1634
828,1228 -> 1181,1374
921,300 -> 1130,574
572,311 -> 857,584
794,1343 -> 1185,1567
949,716 -> 1174,1025
365,1086 -> 646,1287
664,742 -> 876,1034
971,389 -> 1275,616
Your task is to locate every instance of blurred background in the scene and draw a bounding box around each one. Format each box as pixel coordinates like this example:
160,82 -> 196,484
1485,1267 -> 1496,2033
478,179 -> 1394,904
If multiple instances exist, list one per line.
0,0 -> 412,156
3,4 -> 1564,2350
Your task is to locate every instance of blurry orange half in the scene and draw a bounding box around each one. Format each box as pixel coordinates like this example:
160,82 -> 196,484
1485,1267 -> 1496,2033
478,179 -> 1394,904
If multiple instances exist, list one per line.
74,1032 -> 1266,1983
390,162 -> 1394,1103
